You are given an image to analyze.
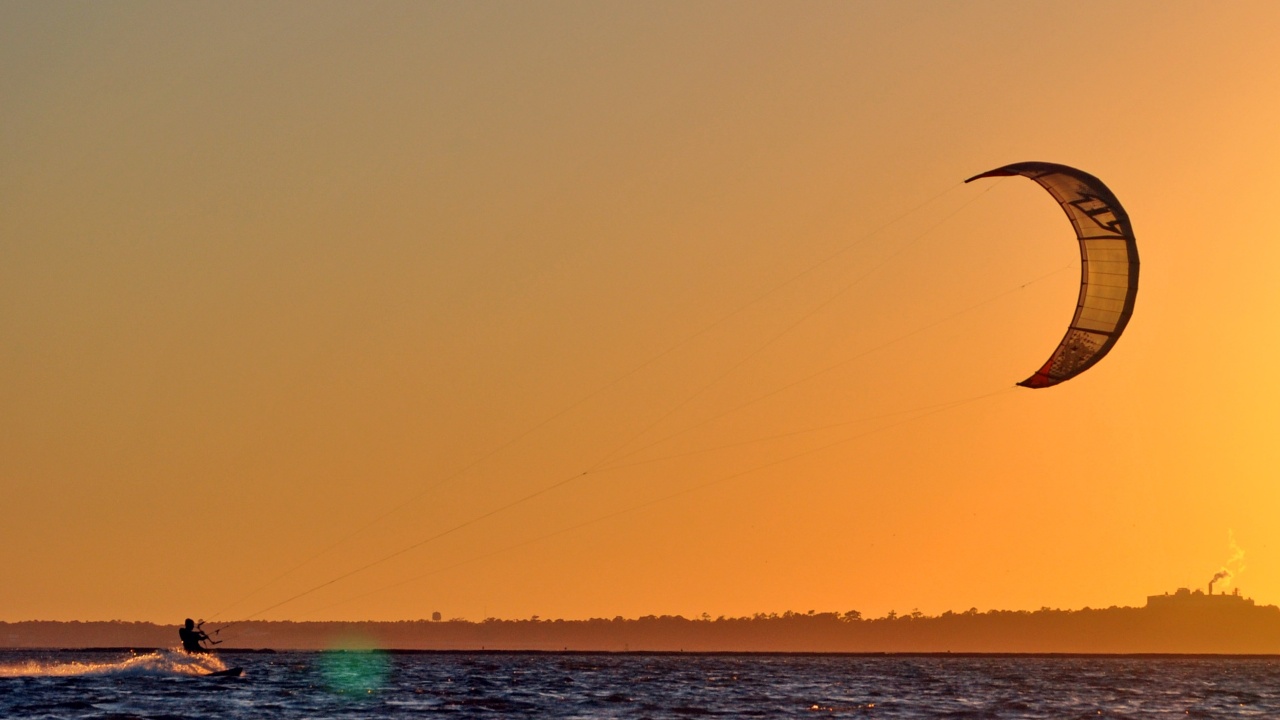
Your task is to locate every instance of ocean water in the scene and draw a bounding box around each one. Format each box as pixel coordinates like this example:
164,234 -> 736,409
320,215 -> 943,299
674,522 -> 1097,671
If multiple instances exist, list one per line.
2,650 -> 1279,718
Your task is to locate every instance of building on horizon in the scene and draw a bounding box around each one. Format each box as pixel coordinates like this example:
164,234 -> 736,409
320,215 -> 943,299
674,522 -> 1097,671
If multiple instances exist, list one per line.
1146,585 -> 1255,610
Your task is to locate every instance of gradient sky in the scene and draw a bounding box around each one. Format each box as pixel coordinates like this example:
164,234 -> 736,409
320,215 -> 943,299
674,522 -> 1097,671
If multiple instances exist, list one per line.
3,1 -> 1280,624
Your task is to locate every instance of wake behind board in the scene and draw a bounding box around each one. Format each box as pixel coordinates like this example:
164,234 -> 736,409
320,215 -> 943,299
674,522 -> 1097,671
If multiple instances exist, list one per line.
204,667 -> 243,677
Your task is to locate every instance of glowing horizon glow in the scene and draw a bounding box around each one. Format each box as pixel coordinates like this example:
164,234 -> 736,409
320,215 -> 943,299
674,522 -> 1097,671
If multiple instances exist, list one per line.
3,1 -> 1280,625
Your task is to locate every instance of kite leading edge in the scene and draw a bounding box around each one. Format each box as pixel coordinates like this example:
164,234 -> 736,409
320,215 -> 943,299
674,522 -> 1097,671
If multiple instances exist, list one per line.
965,162 -> 1139,389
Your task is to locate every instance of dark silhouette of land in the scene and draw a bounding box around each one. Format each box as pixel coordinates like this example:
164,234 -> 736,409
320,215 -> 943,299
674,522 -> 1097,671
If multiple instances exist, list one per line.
5,588 -> 1276,653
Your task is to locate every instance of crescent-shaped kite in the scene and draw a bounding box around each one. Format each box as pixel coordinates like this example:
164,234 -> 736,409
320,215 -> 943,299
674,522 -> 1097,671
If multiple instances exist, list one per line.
965,162 -> 1139,389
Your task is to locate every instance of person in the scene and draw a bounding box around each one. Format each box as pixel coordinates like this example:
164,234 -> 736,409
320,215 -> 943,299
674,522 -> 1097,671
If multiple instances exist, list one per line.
178,618 -> 216,653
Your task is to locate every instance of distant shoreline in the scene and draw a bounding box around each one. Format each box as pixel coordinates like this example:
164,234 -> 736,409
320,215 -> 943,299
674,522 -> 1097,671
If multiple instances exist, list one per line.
7,600 -> 1280,653
13,647 -> 1280,659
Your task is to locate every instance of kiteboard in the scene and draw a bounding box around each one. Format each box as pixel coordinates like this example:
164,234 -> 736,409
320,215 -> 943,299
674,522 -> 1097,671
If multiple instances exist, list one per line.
204,667 -> 243,678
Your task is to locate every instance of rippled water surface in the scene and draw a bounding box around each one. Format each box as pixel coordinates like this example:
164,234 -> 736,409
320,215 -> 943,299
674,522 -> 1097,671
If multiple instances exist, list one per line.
3,650 -> 1280,718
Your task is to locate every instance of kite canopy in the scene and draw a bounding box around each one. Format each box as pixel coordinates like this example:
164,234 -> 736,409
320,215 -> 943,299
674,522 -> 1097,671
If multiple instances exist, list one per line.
965,162 -> 1139,389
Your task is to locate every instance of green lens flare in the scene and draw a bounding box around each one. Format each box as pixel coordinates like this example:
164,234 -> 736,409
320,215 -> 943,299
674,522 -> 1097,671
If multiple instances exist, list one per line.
318,648 -> 390,696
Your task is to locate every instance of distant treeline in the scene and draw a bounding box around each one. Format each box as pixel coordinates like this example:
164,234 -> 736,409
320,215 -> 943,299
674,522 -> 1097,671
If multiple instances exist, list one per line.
6,604 -> 1280,653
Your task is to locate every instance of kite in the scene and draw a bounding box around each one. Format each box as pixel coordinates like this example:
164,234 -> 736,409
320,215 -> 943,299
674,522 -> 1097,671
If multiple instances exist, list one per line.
965,162 -> 1139,388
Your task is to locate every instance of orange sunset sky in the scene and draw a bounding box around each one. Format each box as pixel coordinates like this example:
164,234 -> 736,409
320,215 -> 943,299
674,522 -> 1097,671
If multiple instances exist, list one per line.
3,1 -> 1280,624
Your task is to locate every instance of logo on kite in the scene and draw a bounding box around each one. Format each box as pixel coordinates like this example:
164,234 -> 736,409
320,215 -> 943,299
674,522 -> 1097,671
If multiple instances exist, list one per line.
1066,193 -> 1125,236
964,162 -> 1139,389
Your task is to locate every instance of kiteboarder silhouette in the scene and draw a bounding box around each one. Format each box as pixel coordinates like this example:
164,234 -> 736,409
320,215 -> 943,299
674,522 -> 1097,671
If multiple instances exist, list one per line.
178,618 -> 219,653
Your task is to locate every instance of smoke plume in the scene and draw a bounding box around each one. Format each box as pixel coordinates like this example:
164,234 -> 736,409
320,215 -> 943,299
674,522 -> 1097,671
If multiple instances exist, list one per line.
1209,569 -> 1231,594
1212,530 -> 1247,594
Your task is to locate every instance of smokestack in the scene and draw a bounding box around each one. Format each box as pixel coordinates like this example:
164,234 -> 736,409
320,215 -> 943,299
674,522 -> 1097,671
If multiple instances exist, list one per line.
1210,570 -> 1231,594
